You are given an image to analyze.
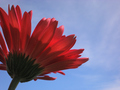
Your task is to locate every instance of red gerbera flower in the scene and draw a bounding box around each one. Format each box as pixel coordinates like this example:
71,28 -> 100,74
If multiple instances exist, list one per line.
0,5 -> 89,90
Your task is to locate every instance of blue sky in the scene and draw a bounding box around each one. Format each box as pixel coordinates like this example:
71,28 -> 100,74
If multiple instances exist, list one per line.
0,0 -> 120,90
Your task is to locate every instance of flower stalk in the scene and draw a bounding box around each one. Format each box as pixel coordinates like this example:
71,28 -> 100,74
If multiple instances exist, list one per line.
8,76 -> 21,90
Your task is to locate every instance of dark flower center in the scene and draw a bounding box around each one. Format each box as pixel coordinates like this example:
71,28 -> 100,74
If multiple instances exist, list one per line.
6,52 -> 43,82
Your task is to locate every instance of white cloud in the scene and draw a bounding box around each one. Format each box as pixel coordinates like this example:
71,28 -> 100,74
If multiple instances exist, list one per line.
81,2 -> 120,71
102,79 -> 120,90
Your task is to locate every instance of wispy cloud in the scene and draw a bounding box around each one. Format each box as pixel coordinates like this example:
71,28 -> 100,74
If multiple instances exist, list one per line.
102,79 -> 120,90
78,1 -> 120,71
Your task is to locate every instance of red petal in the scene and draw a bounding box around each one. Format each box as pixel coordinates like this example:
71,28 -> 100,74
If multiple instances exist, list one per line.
34,75 -> 56,81
20,11 -> 31,52
9,26 -> 20,52
0,52 -> 6,65
61,49 -> 84,58
0,64 -> 6,70
36,35 -> 76,66
16,5 -> 22,26
0,32 -> 8,56
31,17 -> 47,38
0,7 -> 13,51
0,48 -> 4,56
46,49 -> 84,66
30,20 -> 58,58
8,5 -> 21,52
43,58 -> 88,74
53,70 -> 65,75
53,25 -> 64,40
28,10 -> 32,20
50,18 -> 56,24
24,18 -> 50,56
47,25 -> 64,46
8,5 -> 20,30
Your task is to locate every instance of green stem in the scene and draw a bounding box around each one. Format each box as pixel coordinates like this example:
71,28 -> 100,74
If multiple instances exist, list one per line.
8,76 -> 21,90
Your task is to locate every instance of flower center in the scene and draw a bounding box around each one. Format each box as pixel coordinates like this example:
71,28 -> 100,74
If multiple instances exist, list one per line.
6,52 -> 43,82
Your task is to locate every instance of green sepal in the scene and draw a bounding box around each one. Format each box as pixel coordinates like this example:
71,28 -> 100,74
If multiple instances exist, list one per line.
6,52 -> 44,82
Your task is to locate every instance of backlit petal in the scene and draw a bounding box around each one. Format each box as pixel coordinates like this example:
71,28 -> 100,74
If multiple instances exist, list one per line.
53,70 -> 65,75
8,5 -> 21,51
36,35 -> 76,66
20,12 -> 31,52
15,5 -> 22,27
0,53 -> 6,65
47,25 -> 64,46
34,75 -> 56,81
0,64 -> 6,70
0,7 -> 13,51
24,18 -> 50,56
30,20 -> 58,58
0,32 -> 8,56
28,10 -> 32,20
43,58 -> 88,74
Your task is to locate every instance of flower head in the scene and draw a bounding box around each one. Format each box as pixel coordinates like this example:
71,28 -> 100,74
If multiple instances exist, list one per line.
0,5 -> 89,83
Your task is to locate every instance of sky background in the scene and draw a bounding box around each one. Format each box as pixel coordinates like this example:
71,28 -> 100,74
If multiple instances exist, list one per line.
0,0 -> 120,90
